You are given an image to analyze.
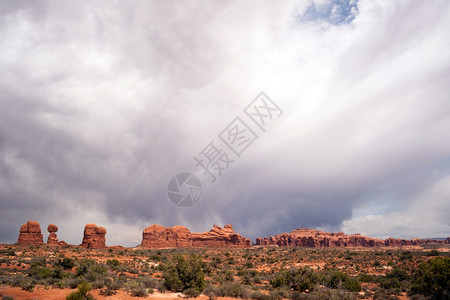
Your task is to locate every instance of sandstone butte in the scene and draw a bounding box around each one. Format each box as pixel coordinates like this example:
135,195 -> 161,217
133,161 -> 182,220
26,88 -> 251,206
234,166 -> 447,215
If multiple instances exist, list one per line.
15,221 -> 450,248
255,228 -> 450,247
141,224 -> 251,248
81,224 -> 107,248
17,220 -> 44,245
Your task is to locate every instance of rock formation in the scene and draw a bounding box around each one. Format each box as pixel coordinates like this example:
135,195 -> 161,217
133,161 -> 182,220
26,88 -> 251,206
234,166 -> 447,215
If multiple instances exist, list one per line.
141,224 -> 250,248
17,220 -> 44,245
81,224 -> 107,248
255,228 -> 449,248
47,224 -> 59,245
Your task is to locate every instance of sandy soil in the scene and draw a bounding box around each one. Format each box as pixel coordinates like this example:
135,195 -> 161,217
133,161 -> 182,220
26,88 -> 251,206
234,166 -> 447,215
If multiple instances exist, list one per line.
0,285 -> 201,300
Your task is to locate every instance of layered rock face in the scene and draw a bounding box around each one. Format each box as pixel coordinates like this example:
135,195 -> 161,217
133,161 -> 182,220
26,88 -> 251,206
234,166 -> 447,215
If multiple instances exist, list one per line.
17,220 -> 44,245
81,224 -> 107,248
141,224 -> 250,248
255,228 -> 449,247
384,237 -> 449,246
47,224 -> 59,245
256,228 -> 385,247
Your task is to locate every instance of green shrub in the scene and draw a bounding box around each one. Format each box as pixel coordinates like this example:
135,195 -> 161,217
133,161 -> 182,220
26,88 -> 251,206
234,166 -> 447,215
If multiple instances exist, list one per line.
218,282 -> 249,298
60,257 -> 75,270
184,287 -> 201,298
163,254 -> 205,293
66,282 -> 95,300
328,271 -> 361,292
28,265 -> 53,280
411,257 -> 450,299
203,285 -> 220,300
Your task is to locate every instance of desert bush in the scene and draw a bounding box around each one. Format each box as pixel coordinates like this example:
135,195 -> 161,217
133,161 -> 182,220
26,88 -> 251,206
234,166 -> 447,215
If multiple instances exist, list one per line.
163,254 -> 205,293
105,278 -> 123,290
251,291 -> 277,300
59,257 -> 75,270
92,279 -> 105,289
137,276 -> 157,289
29,257 -> 46,267
184,287 -> 201,298
27,265 -> 53,280
2,296 -> 14,300
68,277 -> 87,289
309,287 -> 356,300
272,287 -> 293,299
271,267 -> 326,292
100,288 -> 117,296
328,271 -> 361,292
427,249 -> 440,257
203,285 -> 220,300
218,282 -> 249,298
66,282 -> 95,300
20,278 -> 35,291
130,286 -> 148,297
410,256 -> 450,299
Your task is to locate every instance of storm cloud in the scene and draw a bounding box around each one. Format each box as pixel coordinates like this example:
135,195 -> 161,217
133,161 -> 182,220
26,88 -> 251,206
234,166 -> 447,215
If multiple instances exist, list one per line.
1,0 -> 449,246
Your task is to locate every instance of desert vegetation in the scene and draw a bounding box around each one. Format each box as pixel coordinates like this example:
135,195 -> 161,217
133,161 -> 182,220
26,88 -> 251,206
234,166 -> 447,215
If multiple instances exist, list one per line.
0,244 -> 449,299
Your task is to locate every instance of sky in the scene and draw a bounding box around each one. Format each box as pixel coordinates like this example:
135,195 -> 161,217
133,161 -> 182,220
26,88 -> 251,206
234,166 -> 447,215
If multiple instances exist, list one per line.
1,0 -> 449,247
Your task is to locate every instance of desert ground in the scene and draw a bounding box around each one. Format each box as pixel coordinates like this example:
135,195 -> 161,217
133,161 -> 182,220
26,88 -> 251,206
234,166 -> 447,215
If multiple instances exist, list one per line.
0,243 -> 449,300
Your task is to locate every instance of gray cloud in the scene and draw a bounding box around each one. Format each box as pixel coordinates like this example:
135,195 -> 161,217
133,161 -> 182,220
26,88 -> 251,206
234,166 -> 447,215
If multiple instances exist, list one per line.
1,0 -> 449,246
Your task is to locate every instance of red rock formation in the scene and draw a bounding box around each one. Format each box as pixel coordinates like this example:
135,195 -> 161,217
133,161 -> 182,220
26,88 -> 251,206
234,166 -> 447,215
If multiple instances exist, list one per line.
81,224 -> 107,248
17,220 -> 44,245
141,224 -> 250,248
255,228 -> 449,248
47,224 -> 59,245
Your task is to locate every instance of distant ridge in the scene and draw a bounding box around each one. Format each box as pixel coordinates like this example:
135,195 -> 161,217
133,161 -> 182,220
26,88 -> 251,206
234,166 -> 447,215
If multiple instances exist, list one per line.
255,228 -> 450,248
13,221 -> 450,248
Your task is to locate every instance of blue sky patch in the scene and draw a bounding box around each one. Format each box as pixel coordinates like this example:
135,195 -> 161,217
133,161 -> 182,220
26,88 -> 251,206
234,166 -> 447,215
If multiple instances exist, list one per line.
300,0 -> 359,25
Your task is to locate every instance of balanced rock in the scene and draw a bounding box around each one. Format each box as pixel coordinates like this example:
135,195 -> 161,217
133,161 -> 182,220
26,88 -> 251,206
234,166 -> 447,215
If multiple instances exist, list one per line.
81,224 -> 107,248
17,220 -> 44,245
47,224 -> 59,245
141,224 -> 250,248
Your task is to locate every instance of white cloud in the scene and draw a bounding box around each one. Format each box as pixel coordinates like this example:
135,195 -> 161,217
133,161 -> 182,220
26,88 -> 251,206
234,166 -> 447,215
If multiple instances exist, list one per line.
0,0 -> 449,245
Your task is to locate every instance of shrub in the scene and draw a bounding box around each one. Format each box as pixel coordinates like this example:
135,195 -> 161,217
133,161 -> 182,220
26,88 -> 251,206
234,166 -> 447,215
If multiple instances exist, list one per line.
100,288 -> 116,296
328,271 -> 361,292
28,265 -> 53,280
427,249 -> 440,257
106,259 -> 120,269
218,282 -> 249,298
68,278 -> 87,289
66,282 -> 95,300
60,258 -> 75,270
184,287 -> 201,298
411,257 -> 450,299
130,286 -> 148,297
203,285 -> 220,300
163,254 -> 205,293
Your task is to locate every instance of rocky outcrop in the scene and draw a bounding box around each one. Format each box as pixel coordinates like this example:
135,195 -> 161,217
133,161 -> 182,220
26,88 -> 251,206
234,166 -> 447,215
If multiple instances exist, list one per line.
141,224 -> 250,248
256,228 -> 384,247
17,220 -> 44,245
47,224 -> 59,245
385,237 -> 449,247
255,228 -> 449,248
81,224 -> 106,248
